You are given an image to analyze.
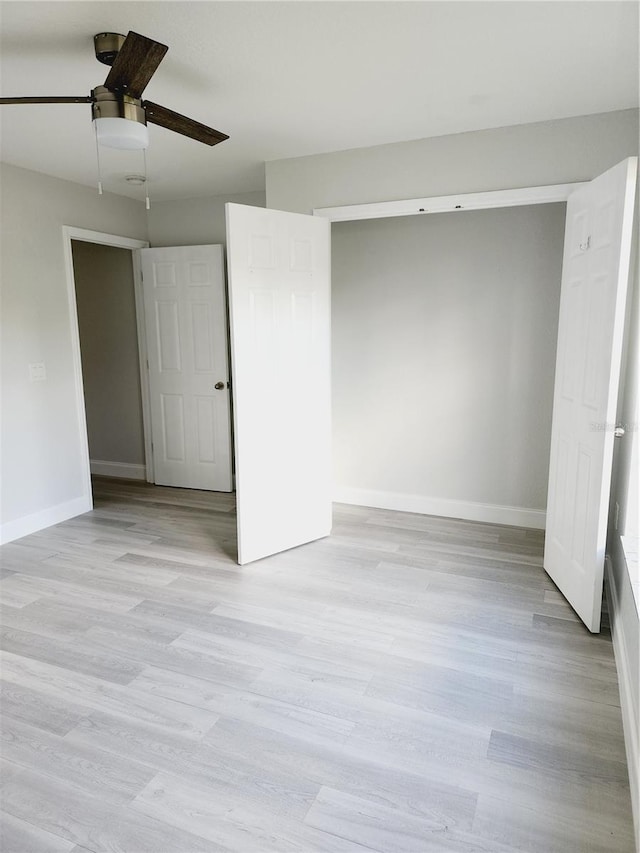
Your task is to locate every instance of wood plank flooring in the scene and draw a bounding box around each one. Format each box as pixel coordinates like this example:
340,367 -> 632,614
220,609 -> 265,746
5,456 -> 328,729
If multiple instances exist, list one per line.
0,477 -> 634,852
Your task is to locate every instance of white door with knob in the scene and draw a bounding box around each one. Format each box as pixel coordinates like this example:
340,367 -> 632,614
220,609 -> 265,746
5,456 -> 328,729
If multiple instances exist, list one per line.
226,203 -> 332,565
140,244 -> 233,491
544,157 -> 637,632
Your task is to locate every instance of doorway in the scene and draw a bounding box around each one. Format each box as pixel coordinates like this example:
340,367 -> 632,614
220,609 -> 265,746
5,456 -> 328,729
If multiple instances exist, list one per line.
63,227 -> 151,508
64,228 -> 236,505
71,239 -> 147,482
329,201 -> 566,529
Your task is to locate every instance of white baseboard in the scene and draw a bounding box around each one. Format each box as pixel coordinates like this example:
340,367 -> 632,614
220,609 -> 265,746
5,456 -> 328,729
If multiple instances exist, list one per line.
0,495 -> 93,545
90,459 -> 146,480
333,486 -> 546,529
605,556 -> 640,851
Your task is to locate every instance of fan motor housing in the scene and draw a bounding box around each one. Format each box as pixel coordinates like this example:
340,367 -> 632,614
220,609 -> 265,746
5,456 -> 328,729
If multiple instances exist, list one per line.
94,32 -> 126,66
91,86 -> 146,125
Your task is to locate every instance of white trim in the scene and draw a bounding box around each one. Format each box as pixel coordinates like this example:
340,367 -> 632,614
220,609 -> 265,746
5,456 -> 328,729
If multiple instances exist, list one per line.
132,249 -> 154,483
0,496 -> 93,545
605,556 -> 640,851
333,486 -> 546,530
62,229 -> 95,514
314,182 -> 586,223
63,227 -> 150,252
62,226 -> 151,501
90,460 -> 146,480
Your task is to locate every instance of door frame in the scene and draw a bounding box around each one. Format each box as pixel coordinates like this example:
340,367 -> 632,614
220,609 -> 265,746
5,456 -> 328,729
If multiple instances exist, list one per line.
62,226 -> 152,505
312,181 -> 586,222
313,179 -> 587,531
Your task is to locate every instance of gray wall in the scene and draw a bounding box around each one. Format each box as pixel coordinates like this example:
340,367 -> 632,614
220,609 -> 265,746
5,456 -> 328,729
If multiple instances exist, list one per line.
332,205 -> 565,512
71,241 -> 145,468
266,110 -> 639,213
148,190 -> 265,247
0,163 -> 148,540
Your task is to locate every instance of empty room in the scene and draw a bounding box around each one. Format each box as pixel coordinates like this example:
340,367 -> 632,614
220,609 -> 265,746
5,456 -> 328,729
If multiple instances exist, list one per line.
1,2 -> 639,851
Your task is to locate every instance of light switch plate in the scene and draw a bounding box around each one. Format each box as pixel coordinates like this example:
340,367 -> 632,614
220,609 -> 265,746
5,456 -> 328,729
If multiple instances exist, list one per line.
29,362 -> 46,381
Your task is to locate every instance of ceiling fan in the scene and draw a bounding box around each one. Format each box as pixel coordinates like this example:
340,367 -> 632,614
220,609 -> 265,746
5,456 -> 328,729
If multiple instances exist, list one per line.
0,31 -> 229,150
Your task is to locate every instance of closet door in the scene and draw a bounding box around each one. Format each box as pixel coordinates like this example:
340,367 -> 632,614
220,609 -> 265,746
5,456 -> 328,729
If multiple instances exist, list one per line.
544,157 -> 637,631
226,203 -> 332,565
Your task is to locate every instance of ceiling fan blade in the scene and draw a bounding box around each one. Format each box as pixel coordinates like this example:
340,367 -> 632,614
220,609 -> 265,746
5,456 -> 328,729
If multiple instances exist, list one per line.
104,31 -> 168,98
0,96 -> 93,104
143,101 -> 229,146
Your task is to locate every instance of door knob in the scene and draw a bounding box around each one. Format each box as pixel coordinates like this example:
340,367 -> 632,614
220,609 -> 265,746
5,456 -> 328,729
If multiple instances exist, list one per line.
214,381 -> 226,390
614,425 -> 625,438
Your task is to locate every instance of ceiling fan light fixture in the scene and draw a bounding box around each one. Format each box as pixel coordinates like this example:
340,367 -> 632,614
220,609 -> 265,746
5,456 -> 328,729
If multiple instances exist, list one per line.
93,116 -> 149,150
91,86 -> 149,150
1,32 -> 228,154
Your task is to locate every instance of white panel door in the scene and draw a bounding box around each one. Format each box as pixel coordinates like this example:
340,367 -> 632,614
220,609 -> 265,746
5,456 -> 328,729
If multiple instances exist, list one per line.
226,203 -> 331,565
141,245 -> 232,491
544,157 -> 637,632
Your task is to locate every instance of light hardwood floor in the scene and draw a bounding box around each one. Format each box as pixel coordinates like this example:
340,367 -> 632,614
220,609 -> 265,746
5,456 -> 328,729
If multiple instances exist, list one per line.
0,477 -> 634,852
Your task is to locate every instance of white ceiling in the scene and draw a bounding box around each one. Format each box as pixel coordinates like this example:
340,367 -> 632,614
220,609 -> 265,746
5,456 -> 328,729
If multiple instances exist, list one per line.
0,1 -> 637,202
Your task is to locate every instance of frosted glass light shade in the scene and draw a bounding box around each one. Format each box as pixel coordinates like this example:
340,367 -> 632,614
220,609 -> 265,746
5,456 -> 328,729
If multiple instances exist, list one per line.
93,117 -> 149,150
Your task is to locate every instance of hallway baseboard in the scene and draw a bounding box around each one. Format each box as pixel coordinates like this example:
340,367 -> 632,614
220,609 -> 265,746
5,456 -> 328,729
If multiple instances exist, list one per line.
90,460 -> 146,480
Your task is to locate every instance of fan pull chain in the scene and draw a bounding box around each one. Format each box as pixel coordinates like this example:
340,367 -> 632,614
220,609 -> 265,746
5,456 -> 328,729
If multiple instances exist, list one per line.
93,122 -> 103,195
143,148 -> 150,210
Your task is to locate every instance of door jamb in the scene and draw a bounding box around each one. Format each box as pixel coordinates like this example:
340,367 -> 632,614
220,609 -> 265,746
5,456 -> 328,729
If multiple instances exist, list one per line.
62,226 -> 152,502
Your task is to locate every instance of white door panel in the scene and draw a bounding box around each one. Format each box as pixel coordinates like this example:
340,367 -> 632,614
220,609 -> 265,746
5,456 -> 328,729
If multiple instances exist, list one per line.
141,245 -> 233,491
544,158 -> 637,631
226,203 -> 331,565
